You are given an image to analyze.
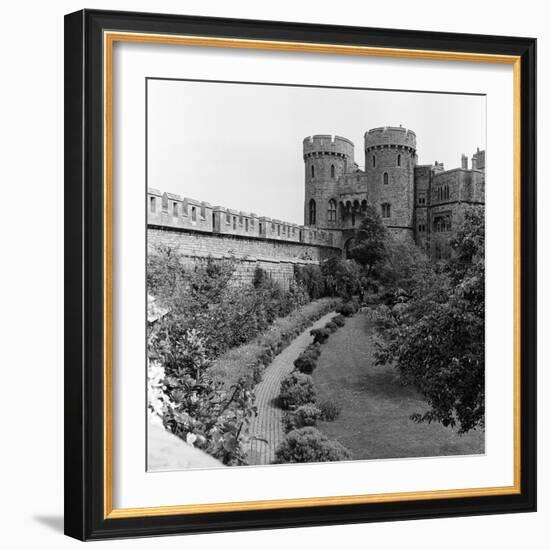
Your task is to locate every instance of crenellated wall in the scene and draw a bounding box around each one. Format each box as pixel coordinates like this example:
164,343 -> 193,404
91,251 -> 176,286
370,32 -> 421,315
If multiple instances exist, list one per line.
148,189 -> 342,287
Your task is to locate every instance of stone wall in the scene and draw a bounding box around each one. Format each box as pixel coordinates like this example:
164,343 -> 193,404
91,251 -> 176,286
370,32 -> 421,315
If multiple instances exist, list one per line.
148,225 -> 341,288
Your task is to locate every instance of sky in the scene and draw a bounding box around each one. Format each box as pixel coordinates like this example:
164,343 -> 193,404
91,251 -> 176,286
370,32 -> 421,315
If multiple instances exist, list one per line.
147,79 -> 485,225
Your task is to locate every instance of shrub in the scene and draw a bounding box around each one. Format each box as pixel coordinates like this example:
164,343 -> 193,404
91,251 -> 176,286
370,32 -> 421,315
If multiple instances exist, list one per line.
310,327 -> 331,344
325,321 -> 338,333
304,342 -> 322,358
151,328 -> 256,466
318,398 -> 342,421
279,372 -> 316,410
332,315 -> 346,327
273,427 -> 352,463
336,302 -> 357,317
294,350 -> 318,374
294,264 -> 325,300
282,404 -> 322,433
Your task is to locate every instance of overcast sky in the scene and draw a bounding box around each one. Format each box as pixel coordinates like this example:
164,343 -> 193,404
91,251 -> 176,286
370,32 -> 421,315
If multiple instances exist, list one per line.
147,79 -> 485,225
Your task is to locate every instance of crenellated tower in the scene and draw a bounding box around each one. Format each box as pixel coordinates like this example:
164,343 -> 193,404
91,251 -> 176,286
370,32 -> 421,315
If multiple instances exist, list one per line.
364,126 -> 417,240
303,135 -> 354,228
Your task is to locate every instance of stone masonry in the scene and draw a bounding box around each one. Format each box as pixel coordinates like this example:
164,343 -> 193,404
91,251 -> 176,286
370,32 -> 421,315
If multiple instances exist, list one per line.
148,125 -> 485,275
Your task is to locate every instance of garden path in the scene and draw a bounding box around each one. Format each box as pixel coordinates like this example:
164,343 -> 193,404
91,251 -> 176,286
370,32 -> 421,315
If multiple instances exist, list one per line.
247,311 -> 336,466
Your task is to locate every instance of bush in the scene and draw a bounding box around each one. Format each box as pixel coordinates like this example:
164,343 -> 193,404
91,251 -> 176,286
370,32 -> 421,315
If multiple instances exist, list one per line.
294,349 -> 318,374
325,321 -> 338,333
282,404 -> 322,433
310,327 -> 331,344
279,372 -> 316,410
318,398 -> 342,421
294,264 -> 325,300
336,302 -> 357,317
151,328 -> 256,466
332,315 -> 346,327
273,427 -> 352,463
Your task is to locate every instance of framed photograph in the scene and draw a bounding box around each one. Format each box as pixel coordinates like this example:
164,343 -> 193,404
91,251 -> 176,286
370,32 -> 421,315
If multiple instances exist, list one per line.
64,9 -> 536,540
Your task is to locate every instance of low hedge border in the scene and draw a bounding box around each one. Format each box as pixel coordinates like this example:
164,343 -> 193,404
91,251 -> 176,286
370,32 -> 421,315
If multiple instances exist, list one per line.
209,297 -> 341,390
275,301 -> 360,463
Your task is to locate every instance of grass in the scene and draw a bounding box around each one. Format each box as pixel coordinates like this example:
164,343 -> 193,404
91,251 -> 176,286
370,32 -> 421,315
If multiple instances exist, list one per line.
312,310 -> 485,460
209,297 -> 340,389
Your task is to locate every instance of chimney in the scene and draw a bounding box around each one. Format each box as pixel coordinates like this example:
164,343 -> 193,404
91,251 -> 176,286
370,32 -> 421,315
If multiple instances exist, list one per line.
461,154 -> 468,169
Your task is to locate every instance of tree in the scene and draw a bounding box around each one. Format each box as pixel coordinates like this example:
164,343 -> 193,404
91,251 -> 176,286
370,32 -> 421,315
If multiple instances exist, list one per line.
347,206 -> 389,276
375,206 -> 485,433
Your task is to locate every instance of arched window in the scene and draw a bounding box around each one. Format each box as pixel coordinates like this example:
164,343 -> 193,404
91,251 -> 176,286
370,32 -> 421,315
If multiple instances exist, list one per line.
361,199 -> 367,212
150,196 -> 156,213
331,164 -> 335,178
397,154 -> 401,166
383,172 -> 389,185
311,164 -> 315,178
381,203 -> 391,218
328,199 -> 337,222
309,199 -> 316,225
372,155 -> 376,168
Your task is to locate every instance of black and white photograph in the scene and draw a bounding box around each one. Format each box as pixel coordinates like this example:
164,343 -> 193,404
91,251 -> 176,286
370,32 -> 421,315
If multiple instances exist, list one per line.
146,79 -> 486,471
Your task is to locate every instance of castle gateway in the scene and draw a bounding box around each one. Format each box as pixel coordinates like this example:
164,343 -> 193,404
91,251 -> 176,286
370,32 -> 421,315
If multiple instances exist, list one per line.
148,126 -> 485,283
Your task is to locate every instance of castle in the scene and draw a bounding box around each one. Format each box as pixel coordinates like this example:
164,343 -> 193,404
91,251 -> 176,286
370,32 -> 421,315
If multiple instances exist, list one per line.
302,126 -> 485,259
148,126 -> 485,286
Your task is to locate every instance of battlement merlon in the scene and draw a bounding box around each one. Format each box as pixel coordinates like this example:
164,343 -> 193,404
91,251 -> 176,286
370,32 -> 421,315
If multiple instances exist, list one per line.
303,134 -> 355,159
364,126 -> 417,152
147,189 -> 342,249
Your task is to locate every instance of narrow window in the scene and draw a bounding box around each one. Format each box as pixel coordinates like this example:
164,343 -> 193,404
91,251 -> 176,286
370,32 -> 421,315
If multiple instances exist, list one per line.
328,199 -> 337,223
381,203 -> 391,218
150,196 -> 156,213
331,164 -> 335,178
172,203 -> 178,217
397,154 -> 401,167
383,172 -> 389,185
352,213 -> 356,226
226,212 -> 231,224
277,225 -> 281,236
245,218 -> 249,231
259,222 -> 263,235
311,164 -> 315,178
372,155 -> 376,168
309,199 -> 316,225
191,207 -> 197,221
233,216 -> 236,230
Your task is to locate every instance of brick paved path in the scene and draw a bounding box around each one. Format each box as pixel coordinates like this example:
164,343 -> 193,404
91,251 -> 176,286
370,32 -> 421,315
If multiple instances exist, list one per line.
247,311 -> 336,466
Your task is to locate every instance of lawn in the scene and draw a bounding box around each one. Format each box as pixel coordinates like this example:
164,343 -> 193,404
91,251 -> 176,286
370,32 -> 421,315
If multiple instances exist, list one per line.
312,310 -> 485,460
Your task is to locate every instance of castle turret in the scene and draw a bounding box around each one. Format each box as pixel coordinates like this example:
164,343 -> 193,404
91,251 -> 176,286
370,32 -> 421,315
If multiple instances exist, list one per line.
364,126 -> 416,240
303,135 -> 354,228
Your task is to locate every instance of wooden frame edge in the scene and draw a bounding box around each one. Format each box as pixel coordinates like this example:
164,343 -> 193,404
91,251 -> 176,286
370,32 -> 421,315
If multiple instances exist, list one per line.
101,30 -> 524,521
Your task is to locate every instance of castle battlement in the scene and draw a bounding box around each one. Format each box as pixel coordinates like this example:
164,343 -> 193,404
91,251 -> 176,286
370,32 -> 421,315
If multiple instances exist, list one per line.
303,134 -> 354,158
364,126 -> 417,152
148,189 -> 341,249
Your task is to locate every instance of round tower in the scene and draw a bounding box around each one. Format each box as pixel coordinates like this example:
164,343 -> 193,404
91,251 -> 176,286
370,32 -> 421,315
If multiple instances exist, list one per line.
303,135 -> 354,228
364,126 -> 416,240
